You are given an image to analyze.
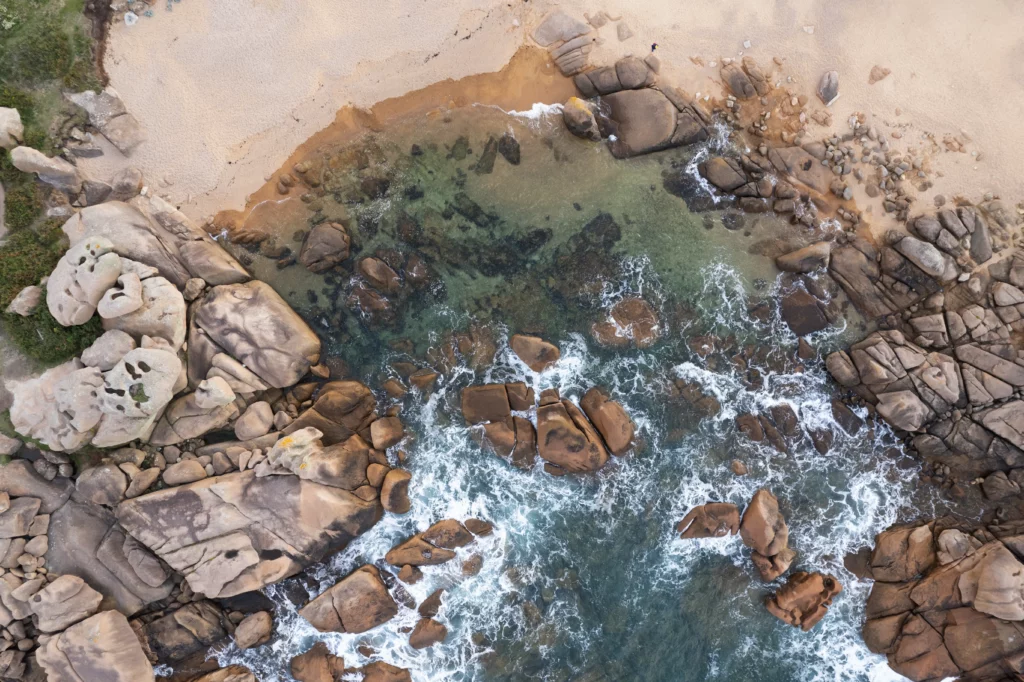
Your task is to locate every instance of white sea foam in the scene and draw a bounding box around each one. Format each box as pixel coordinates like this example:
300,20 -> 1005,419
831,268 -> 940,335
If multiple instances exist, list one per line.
218,260 -> 933,681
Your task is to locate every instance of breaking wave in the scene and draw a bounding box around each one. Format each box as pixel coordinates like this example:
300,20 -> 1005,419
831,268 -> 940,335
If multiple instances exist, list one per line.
217,259 -> 934,681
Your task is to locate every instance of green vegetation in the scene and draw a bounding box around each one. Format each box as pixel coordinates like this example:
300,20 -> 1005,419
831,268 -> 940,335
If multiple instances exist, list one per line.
0,221 -> 104,363
3,303 -> 103,364
0,0 -> 104,366
0,221 -> 103,364
0,220 -> 66,305
1,0 -> 100,228
0,0 -> 100,91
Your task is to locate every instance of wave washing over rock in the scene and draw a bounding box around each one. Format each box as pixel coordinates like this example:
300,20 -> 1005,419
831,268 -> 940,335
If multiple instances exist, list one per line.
2,6 -> 1023,682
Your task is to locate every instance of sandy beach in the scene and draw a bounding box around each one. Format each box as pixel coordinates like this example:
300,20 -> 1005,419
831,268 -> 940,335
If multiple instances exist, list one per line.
82,0 -> 1024,222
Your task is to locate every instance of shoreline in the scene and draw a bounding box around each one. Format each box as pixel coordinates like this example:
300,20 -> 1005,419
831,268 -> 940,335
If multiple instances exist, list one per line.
79,0 -> 1024,226
212,46 -> 575,235
1,1 -> 1023,680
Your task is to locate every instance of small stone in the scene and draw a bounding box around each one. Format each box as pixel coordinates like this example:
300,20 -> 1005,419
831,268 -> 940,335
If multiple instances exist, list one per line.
162,460 -> 207,486
868,65 -> 891,84
183,278 -> 205,302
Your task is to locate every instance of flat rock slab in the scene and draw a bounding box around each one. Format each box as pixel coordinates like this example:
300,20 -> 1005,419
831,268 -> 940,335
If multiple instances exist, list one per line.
117,470 -> 381,598
36,610 -> 154,682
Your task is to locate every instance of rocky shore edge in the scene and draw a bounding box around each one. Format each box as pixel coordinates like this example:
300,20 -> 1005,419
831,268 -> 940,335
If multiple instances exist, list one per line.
1,6 -> 1024,681
533,8 -> 1024,680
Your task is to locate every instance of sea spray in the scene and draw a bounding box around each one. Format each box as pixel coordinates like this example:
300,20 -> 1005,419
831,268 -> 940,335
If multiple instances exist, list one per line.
217,260 -> 936,681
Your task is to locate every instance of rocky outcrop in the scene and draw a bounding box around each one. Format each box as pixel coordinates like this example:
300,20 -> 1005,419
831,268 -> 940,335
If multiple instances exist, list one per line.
233,611 -> 272,650
259,426 -> 390,493
47,236 -> 122,326
0,107 -> 23,149
532,11 -> 595,75
409,617 -> 447,649
766,572 -> 842,631
740,489 -> 796,581
6,342 -> 184,452
535,389 -> 609,474
775,242 -> 831,273
136,600 -> 229,663
569,56 -> 709,159
362,661 -> 412,682
299,565 -> 397,633
46,499 -> 174,614
385,519 -> 481,568
37,610 -> 154,682
102,275 -> 187,350
10,146 -> 82,193
148,391 -> 241,446
62,198 -> 249,288
117,468 -> 381,598
5,343 -> 178,451
189,280 -> 321,388
861,517 -> 1024,681
510,334 -> 560,372
29,575 -> 103,633
66,87 -> 146,154
580,386 -> 634,456
291,642 -> 346,682
825,284 -> 1024,484
283,380 -> 376,445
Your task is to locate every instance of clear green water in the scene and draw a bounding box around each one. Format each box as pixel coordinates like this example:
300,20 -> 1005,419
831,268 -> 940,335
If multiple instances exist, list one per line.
215,104 -> 939,682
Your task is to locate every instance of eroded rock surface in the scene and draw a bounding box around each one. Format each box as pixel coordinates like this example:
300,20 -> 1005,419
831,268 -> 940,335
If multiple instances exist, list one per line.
117,470 -> 380,598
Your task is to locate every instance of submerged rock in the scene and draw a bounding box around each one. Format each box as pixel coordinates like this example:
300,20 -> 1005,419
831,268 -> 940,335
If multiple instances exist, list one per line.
591,298 -> 661,349
676,503 -> 740,539
299,222 -> 351,273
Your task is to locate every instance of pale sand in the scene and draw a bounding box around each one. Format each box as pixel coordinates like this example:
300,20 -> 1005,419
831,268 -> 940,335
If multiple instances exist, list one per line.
83,0 -> 1024,222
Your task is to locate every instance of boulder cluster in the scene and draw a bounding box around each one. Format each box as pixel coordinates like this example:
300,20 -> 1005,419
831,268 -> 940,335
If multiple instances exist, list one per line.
560,54 -> 711,160
825,253 -> 1024,494
297,517 -> 493,654
0,118 -> 432,678
462,364 -> 634,476
678,490 -> 841,631
860,517 -> 1024,681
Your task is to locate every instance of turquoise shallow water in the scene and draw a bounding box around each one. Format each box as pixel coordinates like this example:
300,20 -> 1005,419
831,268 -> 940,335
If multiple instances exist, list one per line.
215,104 -> 938,681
